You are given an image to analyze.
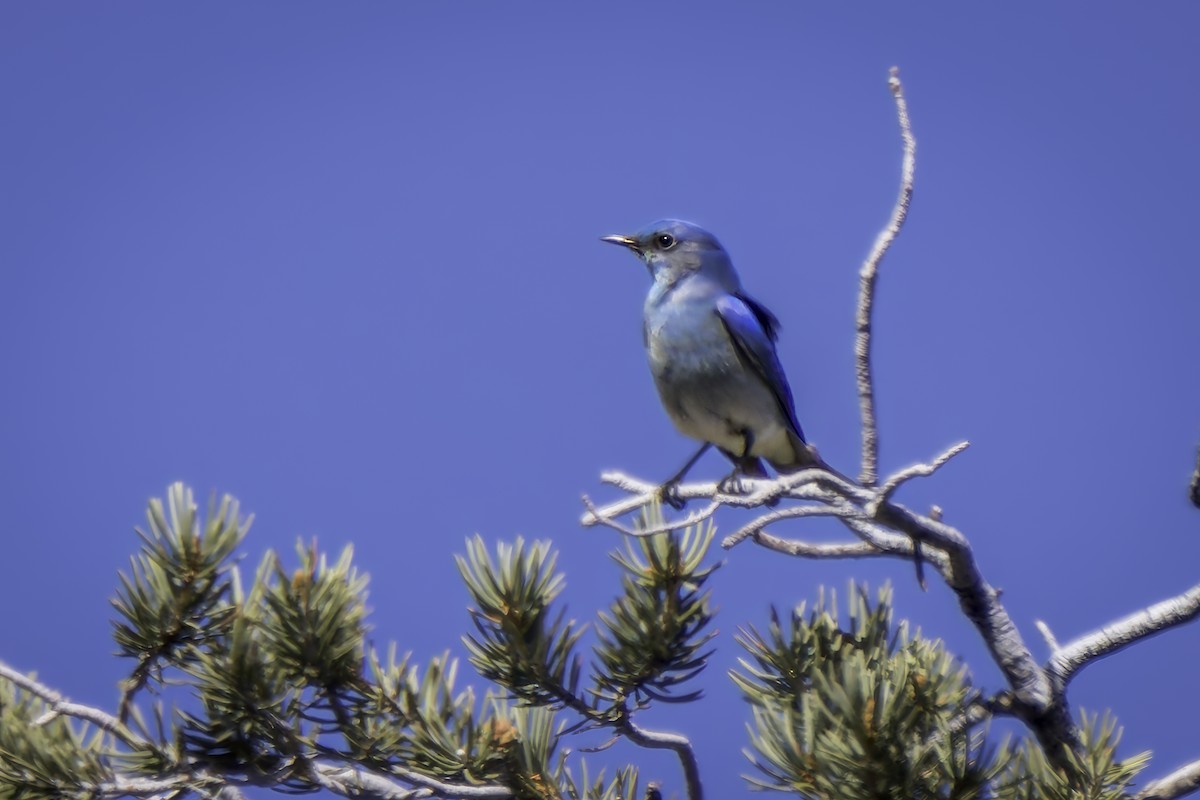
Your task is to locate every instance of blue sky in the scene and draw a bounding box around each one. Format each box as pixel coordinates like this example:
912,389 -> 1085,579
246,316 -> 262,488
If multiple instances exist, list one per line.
3,4 -> 1199,797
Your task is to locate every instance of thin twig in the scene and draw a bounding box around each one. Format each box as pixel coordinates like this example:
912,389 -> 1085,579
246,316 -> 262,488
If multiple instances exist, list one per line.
1035,620 -> 1060,653
583,494 -> 720,538
746,530 -> 901,560
722,503 -> 865,548
855,66 -> 916,487
866,441 -> 969,515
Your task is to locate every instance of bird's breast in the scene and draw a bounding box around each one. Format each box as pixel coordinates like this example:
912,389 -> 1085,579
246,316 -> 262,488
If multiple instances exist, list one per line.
644,304 -> 738,381
641,290 -> 799,465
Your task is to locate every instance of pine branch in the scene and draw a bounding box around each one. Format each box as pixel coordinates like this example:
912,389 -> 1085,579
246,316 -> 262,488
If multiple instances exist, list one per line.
458,532 -> 709,800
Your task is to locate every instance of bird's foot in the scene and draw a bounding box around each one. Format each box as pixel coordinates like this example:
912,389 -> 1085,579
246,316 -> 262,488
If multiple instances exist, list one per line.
717,473 -> 748,496
657,481 -> 687,510
719,470 -> 781,507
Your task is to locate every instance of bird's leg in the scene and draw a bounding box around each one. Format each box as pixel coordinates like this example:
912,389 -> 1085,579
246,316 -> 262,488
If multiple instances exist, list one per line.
659,443 -> 711,509
716,431 -> 768,495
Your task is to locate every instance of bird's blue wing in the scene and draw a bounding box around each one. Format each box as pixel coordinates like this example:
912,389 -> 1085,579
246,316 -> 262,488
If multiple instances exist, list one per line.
715,294 -> 806,442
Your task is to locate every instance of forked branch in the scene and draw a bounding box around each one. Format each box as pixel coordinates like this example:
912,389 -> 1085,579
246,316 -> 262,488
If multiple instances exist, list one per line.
1047,582 -> 1200,687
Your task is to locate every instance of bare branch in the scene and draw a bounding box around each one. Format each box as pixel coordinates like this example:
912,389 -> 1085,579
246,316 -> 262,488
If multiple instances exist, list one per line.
932,692 -> 1019,753
583,493 -> 720,538
583,449 -> 1078,750
866,441 -> 969,515
1034,620 -> 1060,653
925,691 -> 1025,770
858,500 -> 1077,756
581,471 -> 834,530
1138,758 -> 1200,800
92,777 -> 206,798
584,466 -> 1078,755
0,660 -> 525,800
581,418 -> 1078,750
743,529 -> 903,560
616,714 -> 702,800
0,660 -> 151,751
93,777 -> 246,800
721,503 -> 865,548
839,517 -> 951,574
855,66 -> 917,487
1047,581 -> 1200,687
314,762 -> 511,800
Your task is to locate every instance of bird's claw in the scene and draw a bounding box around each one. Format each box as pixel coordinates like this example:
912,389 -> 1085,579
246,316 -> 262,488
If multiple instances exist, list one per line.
719,472 -> 781,507
717,474 -> 747,495
658,482 -> 687,510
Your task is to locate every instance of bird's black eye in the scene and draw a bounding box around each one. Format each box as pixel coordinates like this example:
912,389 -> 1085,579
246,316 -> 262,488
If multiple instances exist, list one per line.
656,233 -> 676,250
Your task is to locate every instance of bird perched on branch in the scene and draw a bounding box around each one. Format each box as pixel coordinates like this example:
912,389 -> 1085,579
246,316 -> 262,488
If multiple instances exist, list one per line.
603,219 -> 832,503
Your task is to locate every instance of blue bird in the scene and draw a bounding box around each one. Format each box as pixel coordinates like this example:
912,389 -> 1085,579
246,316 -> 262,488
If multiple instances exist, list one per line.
603,219 -> 827,497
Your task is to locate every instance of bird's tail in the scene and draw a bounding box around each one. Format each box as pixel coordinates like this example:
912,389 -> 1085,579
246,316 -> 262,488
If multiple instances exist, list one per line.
772,431 -> 854,485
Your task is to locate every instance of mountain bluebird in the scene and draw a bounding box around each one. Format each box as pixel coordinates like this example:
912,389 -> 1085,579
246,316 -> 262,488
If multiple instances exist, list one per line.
603,219 -> 826,497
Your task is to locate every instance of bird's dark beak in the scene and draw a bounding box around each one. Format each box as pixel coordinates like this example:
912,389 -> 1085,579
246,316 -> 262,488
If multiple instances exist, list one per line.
600,234 -> 641,253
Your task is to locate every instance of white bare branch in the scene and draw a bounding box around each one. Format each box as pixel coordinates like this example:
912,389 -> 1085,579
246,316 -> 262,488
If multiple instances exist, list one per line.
0,663 -> 261,800
582,493 -> 720,538
307,765 -> 427,800
616,715 -> 703,800
1047,581 -> 1200,687
581,471 -> 835,531
1138,757 -> 1200,800
583,455 -> 1070,752
854,66 -> 916,487
0,660 -> 150,750
742,528 -> 907,561
314,763 -> 511,799
1035,620 -> 1060,653
0,659 -> 519,800
866,441 -> 970,515
721,502 -> 865,548
839,517 -> 951,574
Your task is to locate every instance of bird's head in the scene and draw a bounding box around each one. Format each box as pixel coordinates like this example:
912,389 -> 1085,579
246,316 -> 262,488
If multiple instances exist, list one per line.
601,219 -> 740,291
